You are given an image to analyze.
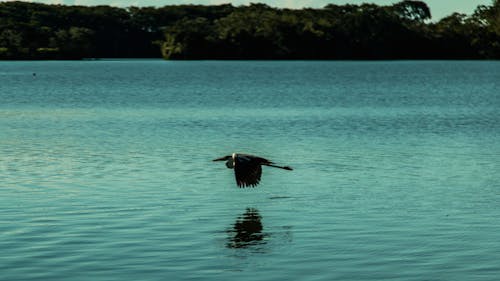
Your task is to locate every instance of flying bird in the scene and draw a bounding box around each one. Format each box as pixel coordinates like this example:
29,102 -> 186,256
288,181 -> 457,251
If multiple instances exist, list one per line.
213,153 -> 293,187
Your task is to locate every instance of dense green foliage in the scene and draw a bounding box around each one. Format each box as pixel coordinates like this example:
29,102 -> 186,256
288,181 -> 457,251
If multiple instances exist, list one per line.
0,0 -> 499,59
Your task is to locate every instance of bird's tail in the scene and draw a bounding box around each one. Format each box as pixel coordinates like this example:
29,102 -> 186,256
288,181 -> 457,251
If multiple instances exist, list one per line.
263,163 -> 293,170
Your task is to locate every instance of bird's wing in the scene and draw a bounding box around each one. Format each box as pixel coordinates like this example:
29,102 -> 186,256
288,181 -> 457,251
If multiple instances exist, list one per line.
239,154 -> 273,164
234,156 -> 262,188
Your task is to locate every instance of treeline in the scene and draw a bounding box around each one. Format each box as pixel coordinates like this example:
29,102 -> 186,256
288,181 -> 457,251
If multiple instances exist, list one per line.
0,1 -> 499,60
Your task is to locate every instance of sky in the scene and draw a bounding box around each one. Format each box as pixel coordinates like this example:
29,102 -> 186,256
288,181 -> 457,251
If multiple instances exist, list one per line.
1,0 -> 495,20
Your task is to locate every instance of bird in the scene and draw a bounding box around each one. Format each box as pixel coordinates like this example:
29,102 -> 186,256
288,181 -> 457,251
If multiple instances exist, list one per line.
213,153 -> 293,187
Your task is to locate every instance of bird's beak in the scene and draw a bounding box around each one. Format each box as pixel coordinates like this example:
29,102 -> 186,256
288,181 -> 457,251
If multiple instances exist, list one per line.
213,156 -> 228,161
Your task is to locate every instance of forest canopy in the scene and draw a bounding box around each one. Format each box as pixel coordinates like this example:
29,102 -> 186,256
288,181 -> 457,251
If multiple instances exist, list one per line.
0,0 -> 499,59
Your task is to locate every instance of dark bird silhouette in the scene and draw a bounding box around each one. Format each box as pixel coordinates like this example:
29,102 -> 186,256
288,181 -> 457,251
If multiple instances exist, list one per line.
213,153 -> 292,187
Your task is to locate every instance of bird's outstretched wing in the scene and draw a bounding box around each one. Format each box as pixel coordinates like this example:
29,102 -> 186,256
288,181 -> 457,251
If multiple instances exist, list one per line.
234,156 -> 263,188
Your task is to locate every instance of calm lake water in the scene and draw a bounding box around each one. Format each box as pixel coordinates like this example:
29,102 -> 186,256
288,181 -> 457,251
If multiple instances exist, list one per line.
1,60 -> 499,280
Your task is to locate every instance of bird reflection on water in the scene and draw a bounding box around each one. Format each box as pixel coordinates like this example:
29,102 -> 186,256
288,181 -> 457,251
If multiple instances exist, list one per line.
226,208 -> 266,249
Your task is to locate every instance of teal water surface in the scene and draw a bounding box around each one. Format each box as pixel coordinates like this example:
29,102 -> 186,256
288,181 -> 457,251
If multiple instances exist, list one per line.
1,60 -> 500,280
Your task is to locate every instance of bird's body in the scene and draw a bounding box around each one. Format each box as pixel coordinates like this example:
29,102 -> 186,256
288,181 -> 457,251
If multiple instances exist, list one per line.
213,153 -> 292,187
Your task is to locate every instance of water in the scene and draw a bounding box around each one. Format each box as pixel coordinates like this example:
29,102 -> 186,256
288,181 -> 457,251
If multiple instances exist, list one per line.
1,60 -> 499,280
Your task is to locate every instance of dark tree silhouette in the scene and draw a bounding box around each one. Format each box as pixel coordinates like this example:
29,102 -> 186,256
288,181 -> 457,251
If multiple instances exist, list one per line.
0,1 -> 499,60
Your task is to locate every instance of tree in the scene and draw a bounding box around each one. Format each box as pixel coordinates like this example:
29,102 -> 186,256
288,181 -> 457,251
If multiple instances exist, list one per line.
54,27 -> 95,58
468,0 -> 500,58
392,0 -> 431,22
0,0 -> 499,60
162,17 -> 215,59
